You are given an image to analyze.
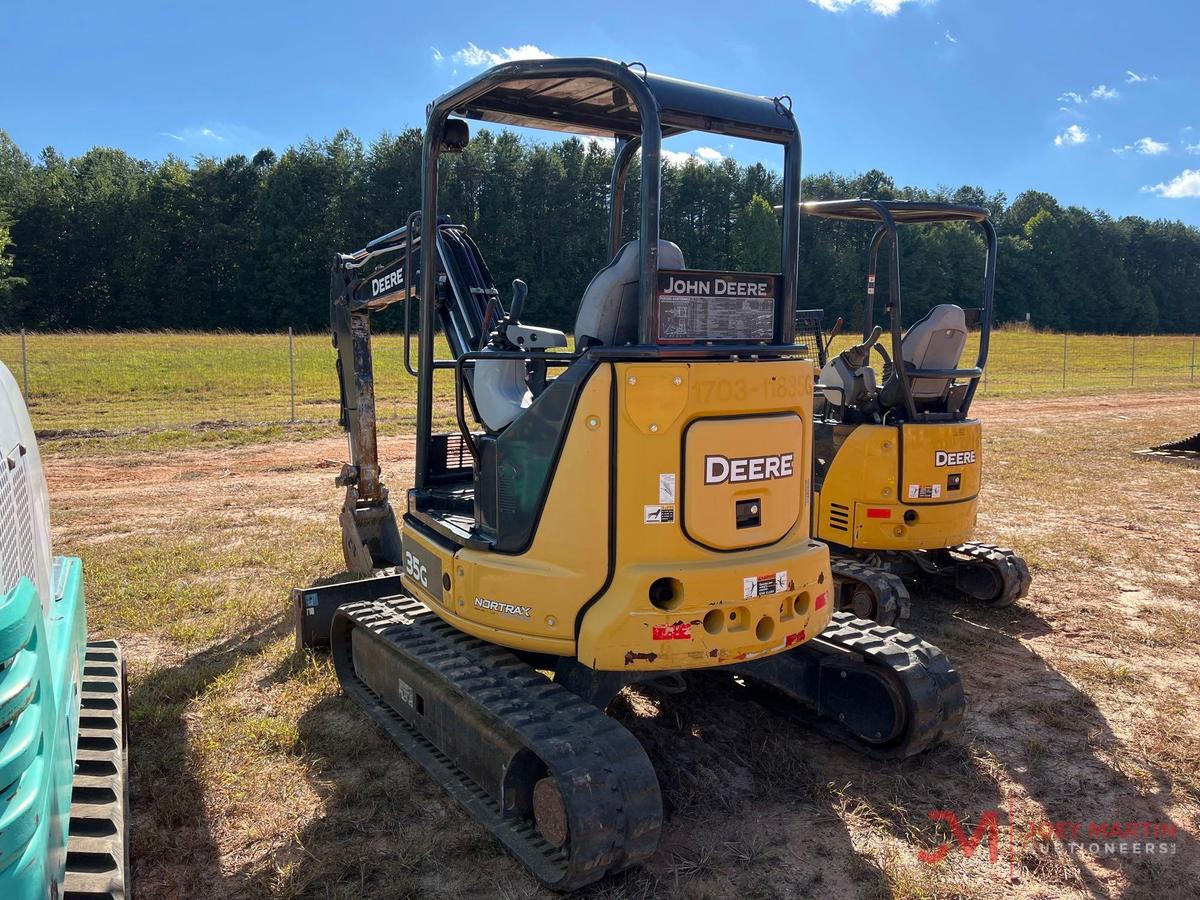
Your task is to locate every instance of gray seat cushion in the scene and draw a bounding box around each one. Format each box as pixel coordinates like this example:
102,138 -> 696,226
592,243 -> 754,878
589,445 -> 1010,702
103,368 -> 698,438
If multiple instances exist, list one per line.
575,240 -> 686,347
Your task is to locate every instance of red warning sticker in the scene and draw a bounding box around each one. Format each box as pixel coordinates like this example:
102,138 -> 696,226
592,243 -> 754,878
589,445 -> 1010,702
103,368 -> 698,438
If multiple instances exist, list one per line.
814,591 -> 828,610
652,622 -> 692,641
785,629 -> 807,648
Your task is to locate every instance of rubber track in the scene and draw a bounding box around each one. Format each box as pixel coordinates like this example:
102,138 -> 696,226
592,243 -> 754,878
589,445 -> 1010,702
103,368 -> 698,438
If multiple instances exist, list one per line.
330,596 -> 662,892
830,555 -> 911,624
64,641 -> 128,900
813,612 -> 964,756
943,541 -> 1031,607
775,611 -> 965,758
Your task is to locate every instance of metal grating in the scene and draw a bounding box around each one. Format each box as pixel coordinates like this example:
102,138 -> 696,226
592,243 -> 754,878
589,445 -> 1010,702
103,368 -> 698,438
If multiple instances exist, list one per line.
828,501 -> 850,533
795,308 -> 826,367
8,449 -> 34,586
0,450 -> 20,593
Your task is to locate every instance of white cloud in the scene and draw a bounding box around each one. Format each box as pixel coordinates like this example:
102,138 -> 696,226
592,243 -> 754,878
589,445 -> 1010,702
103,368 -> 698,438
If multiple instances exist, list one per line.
1188,143 -> 1200,155
1142,169 -> 1200,199
944,30 -> 957,44
1058,91 -> 1084,104
583,136 -> 616,152
1053,124 -> 1089,147
160,127 -> 226,144
1113,136 -> 1168,156
431,46 -> 444,62
452,42 -> 552,68
1090,84 -> 1118,100
660,147 -> 727,166
1125,70 -> 1156,83
807,0 -> 921,15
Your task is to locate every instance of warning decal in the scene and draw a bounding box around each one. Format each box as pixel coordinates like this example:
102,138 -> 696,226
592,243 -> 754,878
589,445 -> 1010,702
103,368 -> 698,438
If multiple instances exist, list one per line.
652,622 -> 692,641
743,570 -> 788,599
658,473 -> 676,504
644,504 -> 676,524
907,483 -> 943,500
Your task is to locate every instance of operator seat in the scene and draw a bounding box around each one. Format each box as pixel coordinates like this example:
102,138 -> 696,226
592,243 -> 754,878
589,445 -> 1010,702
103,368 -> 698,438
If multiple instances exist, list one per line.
575,239 -> 686,348
878,303 -> 968,411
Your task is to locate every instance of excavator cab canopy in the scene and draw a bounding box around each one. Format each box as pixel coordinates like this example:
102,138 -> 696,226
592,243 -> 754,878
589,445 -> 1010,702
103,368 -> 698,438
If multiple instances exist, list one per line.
407,59 -> 805,486
802,199 -> 997,422
330,58 -> 808,554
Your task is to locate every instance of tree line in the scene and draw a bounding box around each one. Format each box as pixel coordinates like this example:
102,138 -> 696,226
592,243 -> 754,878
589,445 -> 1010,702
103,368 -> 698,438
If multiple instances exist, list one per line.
0,127 -> 1197,335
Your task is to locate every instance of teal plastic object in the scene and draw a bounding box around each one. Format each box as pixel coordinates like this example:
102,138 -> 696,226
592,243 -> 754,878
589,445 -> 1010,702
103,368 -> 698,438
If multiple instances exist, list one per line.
0,557 -> 88,899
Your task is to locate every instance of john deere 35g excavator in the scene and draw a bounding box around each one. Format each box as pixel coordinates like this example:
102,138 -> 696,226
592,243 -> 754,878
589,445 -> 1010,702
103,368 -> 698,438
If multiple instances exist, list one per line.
796,200 -> 1030,624
295,59 -> 964,890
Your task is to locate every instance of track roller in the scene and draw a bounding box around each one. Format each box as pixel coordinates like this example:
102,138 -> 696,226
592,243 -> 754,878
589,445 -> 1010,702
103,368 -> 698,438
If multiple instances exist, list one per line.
329,596 -> 662,892
830,556 -> 910,625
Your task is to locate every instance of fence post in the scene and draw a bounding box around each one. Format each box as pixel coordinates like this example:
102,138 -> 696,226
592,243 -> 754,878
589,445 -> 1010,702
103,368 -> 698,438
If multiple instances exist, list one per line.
1061,333 -> 1068,390
1191,335 -> 1196,384
19,329 -> 28,400
1130,335 -> 1136,387
288,327 -> 296,424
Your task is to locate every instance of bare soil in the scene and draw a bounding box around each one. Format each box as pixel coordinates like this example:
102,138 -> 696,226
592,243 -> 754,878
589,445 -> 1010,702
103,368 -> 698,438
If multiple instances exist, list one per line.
46,390 -> 1200,899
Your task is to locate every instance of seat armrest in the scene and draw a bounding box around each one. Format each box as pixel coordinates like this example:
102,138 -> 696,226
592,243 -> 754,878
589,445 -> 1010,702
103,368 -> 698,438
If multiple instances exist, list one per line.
505,323 -> 569,349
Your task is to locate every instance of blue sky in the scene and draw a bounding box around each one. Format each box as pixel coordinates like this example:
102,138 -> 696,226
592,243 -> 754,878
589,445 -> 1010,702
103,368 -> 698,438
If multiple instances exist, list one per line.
3,0 -> 1198,224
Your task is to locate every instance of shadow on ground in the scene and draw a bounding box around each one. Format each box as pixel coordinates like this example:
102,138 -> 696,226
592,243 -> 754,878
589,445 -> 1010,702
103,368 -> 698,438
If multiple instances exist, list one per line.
129,583 -> 1200,899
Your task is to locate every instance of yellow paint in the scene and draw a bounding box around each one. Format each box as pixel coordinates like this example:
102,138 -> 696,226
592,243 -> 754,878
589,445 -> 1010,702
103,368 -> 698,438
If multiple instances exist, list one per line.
405,356 -> 833,672
815,419 -> 982,551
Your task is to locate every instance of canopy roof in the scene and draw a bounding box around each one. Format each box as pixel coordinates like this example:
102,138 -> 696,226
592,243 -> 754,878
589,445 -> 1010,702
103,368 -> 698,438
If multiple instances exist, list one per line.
801,199 -> 990,224
443,58 -> 797,144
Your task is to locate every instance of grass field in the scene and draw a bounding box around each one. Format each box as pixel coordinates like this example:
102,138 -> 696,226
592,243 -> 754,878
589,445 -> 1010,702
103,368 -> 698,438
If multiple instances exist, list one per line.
47,389 -> 1200,899
0,328 -> 1196,451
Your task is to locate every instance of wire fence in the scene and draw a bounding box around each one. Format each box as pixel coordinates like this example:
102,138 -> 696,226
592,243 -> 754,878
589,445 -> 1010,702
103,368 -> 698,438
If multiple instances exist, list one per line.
0,329 -> 1195,439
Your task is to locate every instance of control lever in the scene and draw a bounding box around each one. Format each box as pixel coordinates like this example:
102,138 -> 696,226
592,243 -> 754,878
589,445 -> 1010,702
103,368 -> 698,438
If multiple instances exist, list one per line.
840,325 -> 882,369
823,315 -> 844,358
508,279 -> 528,324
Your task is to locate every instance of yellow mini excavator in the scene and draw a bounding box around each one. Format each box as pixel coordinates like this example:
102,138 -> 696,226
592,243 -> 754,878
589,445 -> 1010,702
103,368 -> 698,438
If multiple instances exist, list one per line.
294,61 -> 964,891
797,200 -> 1030,624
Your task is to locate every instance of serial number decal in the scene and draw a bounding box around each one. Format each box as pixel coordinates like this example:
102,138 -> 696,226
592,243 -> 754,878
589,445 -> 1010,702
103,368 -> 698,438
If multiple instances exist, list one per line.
705,452 -> 794,485
934,450 -> 977,467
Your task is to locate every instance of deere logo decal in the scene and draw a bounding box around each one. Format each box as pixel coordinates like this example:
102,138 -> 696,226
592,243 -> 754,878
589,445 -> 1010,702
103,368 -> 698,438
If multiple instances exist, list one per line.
705,452 -> 794,485
934,450 -> 977,467
371,268 -> 405,297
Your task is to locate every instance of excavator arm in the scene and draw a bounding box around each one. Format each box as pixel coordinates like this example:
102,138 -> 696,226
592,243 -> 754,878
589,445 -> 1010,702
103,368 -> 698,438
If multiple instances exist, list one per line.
329,217 -> 501,572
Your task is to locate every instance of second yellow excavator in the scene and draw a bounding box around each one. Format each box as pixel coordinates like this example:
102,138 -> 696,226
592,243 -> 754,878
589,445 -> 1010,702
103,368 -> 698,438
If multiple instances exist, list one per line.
798,200 -> 1031,624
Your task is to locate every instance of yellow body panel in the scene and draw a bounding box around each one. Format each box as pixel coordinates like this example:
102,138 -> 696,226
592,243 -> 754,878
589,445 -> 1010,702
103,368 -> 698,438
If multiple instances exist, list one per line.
815,420 -> 982,551
580,358 -> 831,671
401,366 -> 613,656
405,357 -> 833,672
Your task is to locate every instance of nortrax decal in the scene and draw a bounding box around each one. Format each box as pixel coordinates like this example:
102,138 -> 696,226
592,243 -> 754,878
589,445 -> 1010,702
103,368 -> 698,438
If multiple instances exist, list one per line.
474,597 -> 532,619
934,450 -> 977,467
705,452 -> 794,485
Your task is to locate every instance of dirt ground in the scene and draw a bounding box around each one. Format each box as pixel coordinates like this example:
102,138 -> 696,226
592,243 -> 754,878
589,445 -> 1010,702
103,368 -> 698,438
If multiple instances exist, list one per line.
46,390 -> 1200,899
